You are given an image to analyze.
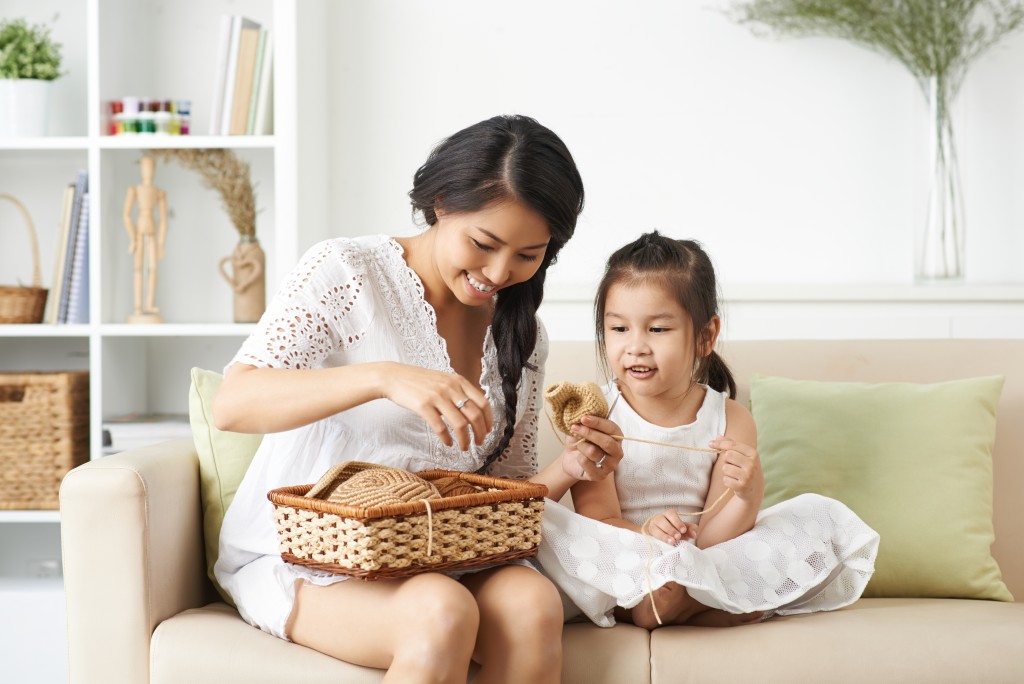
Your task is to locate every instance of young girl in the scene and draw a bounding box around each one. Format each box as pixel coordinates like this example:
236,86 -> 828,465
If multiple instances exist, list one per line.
213,115 -> 623,684
538,232 -> 879,629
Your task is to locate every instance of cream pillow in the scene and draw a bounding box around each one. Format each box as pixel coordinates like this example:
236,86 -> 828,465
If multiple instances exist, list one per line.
188,367 -> 263,604
751,374 -> 1012,601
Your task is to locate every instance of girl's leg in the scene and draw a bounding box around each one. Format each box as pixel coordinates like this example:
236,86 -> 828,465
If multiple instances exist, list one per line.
459,564 -> 564,684
629,582 -> 762,629
287,573 -> 480,684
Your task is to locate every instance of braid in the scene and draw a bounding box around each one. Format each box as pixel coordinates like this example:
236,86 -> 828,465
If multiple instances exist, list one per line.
477,271 -> 544,473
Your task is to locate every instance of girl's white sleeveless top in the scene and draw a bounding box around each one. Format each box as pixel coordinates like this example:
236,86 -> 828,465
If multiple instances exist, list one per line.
605,382 -> 726,526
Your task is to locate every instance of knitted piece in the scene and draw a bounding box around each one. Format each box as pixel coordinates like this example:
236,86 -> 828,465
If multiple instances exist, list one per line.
544,381 -> 609,435
432,476 -> 483,498
305,463 -> 442,506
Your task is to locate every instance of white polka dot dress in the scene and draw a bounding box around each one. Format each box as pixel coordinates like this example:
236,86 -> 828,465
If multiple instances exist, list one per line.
215,236 -> 547,640
537,383 -> 879,627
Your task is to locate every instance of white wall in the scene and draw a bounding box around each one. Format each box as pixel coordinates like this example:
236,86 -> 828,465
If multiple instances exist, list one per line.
314,0 -> 1024,292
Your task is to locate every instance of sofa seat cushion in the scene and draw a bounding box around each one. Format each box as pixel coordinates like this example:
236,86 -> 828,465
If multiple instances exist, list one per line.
151,603 -> 383,684
650,598 -> 1024,683
151,603 -> 653,684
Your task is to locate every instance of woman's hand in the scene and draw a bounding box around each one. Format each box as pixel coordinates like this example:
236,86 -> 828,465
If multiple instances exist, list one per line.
562,414 -> 624,482
644,510 -> 697,546
709,436 -> 764,502
380,363 -> 493,451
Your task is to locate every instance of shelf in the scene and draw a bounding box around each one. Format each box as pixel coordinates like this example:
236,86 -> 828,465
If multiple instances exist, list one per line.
99,323 -> 257,336
0,137 -> 91,150
99,135 -> 276,150
0,325 -> 91,338
0,511 -> 60,523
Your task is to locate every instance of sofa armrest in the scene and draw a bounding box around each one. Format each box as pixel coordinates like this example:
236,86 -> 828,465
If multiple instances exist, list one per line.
60,439 -> 209,684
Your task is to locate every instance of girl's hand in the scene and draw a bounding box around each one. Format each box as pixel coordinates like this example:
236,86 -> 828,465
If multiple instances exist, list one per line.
562,414 -> 624,481
380,363 -> 493,451
645,510 -> 696,546
709,436 -> 764,502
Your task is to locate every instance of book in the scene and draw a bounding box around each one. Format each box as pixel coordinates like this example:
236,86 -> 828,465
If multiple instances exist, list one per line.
64,192 -> 89,325
102,412 -> 193,454
57,170 -> 88,324
252,29 -> 274,136
219,16 -> 261,136
229,24 -> 262,135
208,15 -> 233,135
44,184 -> 76,324
246,28 -> 268,135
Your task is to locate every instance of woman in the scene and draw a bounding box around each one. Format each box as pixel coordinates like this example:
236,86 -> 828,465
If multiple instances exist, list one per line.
213,114 -> 623,684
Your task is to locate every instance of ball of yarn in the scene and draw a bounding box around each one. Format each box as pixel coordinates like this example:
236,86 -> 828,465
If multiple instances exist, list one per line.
432,476 -> 482,498
327,466 -> 441,507
544,381 -> 609,435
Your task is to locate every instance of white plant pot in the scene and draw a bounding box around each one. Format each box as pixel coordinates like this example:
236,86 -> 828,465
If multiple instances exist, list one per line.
0,79 -> 53,137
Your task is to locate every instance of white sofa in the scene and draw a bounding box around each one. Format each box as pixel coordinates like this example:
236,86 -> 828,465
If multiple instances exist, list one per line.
60,340 -> 1024,683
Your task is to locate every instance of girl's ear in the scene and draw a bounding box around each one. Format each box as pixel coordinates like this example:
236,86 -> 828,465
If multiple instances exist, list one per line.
699,316 -> 722,357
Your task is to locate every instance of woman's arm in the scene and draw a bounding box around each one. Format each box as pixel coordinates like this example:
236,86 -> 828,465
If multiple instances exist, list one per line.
530,414 -> 624,501
213,362 -> 492,450
694,399 -> 764,549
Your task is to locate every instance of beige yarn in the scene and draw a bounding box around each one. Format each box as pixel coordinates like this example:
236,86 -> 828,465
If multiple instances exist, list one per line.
545,381 -> 609,434
306,464 -> 442,507
432,476 -> 483,498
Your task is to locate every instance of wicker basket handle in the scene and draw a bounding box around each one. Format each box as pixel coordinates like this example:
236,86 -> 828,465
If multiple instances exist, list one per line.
0,193 -> 43,288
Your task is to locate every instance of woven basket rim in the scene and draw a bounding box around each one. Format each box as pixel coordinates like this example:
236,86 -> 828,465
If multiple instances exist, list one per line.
268,467 -> 548,519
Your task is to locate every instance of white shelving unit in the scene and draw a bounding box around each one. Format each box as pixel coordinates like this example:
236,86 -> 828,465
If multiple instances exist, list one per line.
0,0 -> 318,678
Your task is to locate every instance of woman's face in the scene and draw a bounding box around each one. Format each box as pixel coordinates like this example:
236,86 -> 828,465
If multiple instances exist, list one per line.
433,199 -> 551,306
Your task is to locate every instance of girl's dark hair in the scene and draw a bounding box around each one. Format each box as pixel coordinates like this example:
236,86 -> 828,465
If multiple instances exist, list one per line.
409,115 -> 584,472
594,231 -> 736,399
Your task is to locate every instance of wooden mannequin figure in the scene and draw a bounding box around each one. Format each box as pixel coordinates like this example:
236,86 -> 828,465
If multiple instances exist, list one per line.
123,156 -> 168,323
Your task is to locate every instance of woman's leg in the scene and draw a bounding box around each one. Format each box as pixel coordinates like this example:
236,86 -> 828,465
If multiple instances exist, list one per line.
287,573 -> 480,684
459,565 -> 564,684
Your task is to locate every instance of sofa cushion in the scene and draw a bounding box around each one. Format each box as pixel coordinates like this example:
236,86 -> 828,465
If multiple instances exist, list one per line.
188,368 -> 263,603
151,603 -> 653,684
650,599 -> 1024,683
752,374 -> 1012,601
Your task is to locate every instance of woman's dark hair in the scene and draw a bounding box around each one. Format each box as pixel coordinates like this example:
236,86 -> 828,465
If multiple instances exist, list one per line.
409,115 -> 585,472
593,231 -> 736,398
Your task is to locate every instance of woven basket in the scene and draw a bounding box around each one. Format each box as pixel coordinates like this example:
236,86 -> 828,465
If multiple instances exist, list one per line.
0,372 -> 90,509
268,461 -> 548,580
0,194 -> 48,324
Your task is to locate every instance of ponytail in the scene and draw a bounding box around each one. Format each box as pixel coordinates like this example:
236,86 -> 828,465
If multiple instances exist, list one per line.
698,350 -> 736,399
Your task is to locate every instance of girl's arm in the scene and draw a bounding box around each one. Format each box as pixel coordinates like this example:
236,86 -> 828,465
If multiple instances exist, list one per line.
570,473 -> 636,530
213,361 -> 493,451
694,399 -> 764,549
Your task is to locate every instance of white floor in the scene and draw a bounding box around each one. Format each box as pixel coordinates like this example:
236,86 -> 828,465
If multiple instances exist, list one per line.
0,577 -> 67,683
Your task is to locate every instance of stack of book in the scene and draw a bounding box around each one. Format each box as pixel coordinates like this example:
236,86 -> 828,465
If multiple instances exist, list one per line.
209,15 -> 274,136
102,413 -> 193,455
44,169 -> 90,325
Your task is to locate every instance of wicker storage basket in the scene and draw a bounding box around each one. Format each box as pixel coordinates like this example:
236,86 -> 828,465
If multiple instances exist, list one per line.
268,461 -> 548,580
0,372 -> 90,509
0,194 -> 49,324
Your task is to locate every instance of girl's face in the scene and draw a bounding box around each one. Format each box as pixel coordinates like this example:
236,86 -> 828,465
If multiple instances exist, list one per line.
433,200 -> 550,307
603,280 -> 702,405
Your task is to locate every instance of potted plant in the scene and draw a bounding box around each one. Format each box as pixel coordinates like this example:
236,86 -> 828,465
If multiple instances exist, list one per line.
0,17 -> 63,137
729,0 -> 1024,281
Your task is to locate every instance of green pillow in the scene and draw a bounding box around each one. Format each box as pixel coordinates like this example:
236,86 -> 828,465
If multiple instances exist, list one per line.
188,367 -> 263,604
751,374 -> 1012,601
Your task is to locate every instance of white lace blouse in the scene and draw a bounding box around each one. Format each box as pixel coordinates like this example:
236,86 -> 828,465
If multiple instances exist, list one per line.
214,235 -> 547,638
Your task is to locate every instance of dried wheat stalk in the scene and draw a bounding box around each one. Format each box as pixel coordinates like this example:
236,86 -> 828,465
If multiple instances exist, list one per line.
149,149 -> 257,238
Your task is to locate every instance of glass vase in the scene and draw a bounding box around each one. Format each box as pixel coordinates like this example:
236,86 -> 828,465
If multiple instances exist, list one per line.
916,75 -> 965,282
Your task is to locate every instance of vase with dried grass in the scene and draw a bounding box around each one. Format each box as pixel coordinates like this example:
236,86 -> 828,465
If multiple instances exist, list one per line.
149,148 -> 265,322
